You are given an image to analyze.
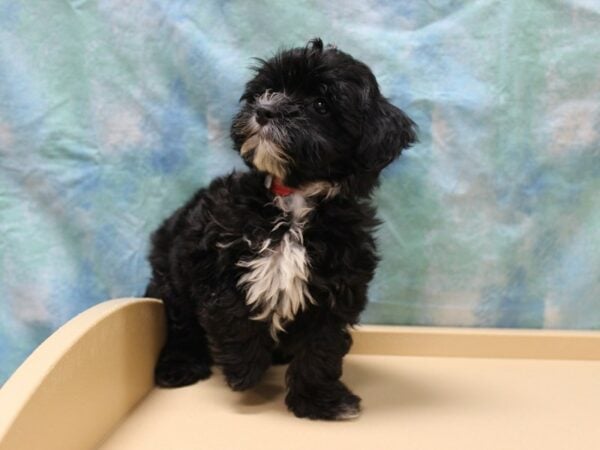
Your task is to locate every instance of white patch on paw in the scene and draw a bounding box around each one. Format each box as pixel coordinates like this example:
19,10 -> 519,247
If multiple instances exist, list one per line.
335,403 -> 361,420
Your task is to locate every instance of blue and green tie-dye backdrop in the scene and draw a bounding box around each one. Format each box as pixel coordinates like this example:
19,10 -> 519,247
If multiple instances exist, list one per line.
1,1 -> 599,383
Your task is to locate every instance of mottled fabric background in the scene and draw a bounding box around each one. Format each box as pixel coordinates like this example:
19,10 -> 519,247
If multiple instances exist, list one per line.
1,0 -> 599,383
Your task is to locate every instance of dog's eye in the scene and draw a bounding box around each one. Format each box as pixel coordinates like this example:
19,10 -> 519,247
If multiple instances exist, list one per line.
313,98 -> 328,115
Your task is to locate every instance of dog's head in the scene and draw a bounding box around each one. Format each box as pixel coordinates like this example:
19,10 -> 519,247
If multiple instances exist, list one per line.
231,38 -> 417,196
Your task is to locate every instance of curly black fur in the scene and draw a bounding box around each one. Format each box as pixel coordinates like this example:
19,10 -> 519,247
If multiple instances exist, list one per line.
146,38 -> 416,420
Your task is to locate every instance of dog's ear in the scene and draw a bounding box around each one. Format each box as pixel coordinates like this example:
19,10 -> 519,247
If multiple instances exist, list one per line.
358,98 -> 417,173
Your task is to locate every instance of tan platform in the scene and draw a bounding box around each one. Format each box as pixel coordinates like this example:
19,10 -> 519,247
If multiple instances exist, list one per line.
1,298 -> 599,450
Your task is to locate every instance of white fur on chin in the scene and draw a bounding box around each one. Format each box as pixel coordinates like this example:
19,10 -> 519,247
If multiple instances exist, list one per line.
240,135 -> 288,180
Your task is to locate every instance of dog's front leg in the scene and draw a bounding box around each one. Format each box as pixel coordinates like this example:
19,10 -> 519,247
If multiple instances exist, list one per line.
285,323 -> 360,420
204,313 -> 274,392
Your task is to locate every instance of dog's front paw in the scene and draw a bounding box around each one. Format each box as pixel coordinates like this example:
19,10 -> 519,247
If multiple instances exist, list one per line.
286,381 -> 361,420
155,352 -> 212,388
223,363 -> 267,391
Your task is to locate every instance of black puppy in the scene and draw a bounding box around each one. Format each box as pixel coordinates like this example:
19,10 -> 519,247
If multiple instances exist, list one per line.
146,38 -> 416,420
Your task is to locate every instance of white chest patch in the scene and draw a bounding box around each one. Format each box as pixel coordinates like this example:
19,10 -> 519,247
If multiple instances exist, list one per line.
237,193 -> 315,339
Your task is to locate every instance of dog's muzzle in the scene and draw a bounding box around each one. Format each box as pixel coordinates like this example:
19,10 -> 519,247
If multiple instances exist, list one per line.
255,106 -> 276,126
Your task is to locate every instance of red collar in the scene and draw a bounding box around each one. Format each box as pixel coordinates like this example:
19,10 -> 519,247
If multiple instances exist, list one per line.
266,175 -> 297,197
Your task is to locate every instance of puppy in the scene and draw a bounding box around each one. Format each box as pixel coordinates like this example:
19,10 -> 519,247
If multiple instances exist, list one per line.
146,38 -> 416,420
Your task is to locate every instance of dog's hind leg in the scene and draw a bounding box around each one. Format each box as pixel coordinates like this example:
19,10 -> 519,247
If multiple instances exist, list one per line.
148,281 -> 213,387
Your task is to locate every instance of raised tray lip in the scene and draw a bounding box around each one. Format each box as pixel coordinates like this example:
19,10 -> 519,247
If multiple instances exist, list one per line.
0,298 -> 164,450
351,324 -> 600,360
2,300 -> 599,407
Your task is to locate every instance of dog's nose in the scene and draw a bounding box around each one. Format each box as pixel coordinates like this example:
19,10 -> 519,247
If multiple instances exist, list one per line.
255,107 -> 275,125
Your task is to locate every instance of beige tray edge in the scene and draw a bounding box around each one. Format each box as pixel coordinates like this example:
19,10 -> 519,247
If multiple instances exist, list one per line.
1,298 -> 599,450
352,324 -> 600,360
0,298 -> 165,450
